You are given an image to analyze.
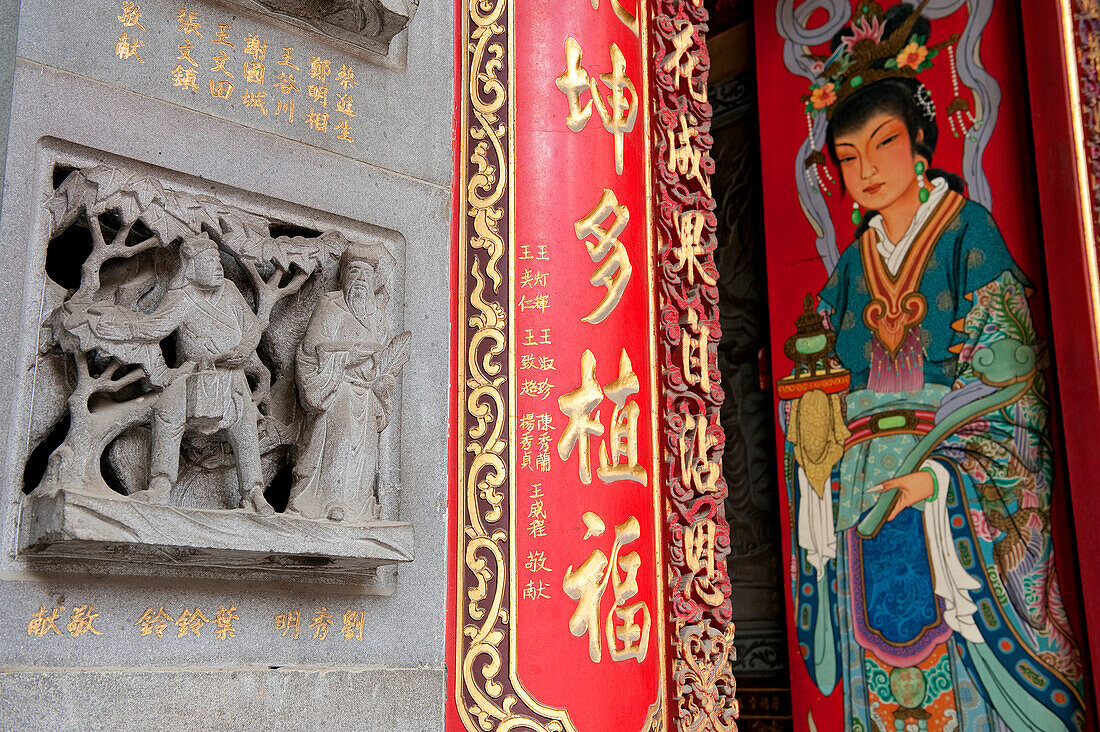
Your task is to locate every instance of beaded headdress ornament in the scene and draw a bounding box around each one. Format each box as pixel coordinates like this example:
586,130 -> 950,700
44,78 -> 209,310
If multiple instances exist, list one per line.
801,1 -> 973,196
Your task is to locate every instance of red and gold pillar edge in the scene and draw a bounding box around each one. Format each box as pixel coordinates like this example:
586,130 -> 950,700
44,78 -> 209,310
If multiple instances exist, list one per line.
448,0 -> 737,728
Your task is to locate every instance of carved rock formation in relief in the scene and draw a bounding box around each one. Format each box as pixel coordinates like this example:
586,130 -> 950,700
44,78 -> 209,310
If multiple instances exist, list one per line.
240,0 -> 418,60
24,165 -> 409,528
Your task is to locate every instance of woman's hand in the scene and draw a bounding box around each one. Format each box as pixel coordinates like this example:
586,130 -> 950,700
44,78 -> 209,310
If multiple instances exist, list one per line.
868,470 -> 935,522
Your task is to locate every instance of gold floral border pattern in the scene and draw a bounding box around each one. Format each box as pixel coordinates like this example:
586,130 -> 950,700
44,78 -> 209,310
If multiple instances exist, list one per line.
455,0 -> 572,727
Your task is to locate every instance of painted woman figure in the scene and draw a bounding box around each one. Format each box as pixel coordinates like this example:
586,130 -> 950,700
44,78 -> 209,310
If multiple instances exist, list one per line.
784,3 -> 1087,729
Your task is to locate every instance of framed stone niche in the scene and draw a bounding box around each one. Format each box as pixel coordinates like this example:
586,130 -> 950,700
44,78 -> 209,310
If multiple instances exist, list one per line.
13,142 -> 412,580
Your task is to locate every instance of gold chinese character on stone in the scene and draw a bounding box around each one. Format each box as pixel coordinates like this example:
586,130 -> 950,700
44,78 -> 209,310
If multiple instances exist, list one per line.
274,610 -> 300,639
333,119 -> 353,142
309,607 -> 332,639
175,608 -> 209,637
275,98 -> 295,122
308,84 -> 328,107
335,64 -> 358,89
342,610 -> 364,641
67,604 -> 104,637
176,8 -> 203,37
574,188 -> 632,323
243,61 -> 265,85
562,512 -> 651,663
210,79 -> 233,100
213,23 -> 234,47
211,51 -> 234,78
28,605 -> 63,637
241,89 -> 268,115
116,32 -> 144,63
280,47 -> 298,69
243,34 -> 267,60
555,39 -> 638,174
335,94 -> 356,117
306,109 -> 329,131
135,606 -> 174,637
118,3 -> 145,31
171,65 -> 198,92
214,606 -> 238,640
273,72 -> 298,94
177,40 -> 198,68
309,57 -> 331,82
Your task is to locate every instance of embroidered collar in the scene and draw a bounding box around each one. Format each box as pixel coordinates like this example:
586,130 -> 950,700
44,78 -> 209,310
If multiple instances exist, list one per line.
859,189 -> 965,356
867,177 -> 950,277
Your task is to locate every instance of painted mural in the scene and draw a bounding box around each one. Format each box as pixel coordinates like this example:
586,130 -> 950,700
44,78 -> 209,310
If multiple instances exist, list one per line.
754,1 -> 1088,729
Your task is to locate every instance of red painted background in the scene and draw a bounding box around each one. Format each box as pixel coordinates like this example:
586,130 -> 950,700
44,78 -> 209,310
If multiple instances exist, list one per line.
512,1 -> 663,729
752,0 -> 1084,727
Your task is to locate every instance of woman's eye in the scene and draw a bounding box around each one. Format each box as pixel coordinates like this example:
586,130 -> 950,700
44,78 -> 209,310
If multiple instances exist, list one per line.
876,134 -> 898,148
838,155 -> 856,164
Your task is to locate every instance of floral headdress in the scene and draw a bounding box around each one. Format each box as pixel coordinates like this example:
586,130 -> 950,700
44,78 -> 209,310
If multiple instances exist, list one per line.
801,1 -> 972,195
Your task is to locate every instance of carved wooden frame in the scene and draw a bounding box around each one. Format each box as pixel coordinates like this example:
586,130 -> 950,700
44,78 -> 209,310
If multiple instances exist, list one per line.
448,0 -> 738,728
1022,0 -> 1100,717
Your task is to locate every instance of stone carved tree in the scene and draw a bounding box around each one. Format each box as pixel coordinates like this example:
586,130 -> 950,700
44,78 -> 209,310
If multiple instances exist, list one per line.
32,166 -> 363,507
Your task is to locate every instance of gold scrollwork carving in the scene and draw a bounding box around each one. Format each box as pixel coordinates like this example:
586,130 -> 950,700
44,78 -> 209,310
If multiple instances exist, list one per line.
457,0 -> 575,729
672,620 -> 738,732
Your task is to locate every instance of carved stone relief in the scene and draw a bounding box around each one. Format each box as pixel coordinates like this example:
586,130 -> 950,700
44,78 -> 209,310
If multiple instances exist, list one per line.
17,160 -> 412,574
220,0 -> 418,65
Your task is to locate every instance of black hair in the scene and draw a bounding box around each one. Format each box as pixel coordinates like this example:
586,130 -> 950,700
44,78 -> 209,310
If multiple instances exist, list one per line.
825,77 -> 938,168
824,3 -> 964,234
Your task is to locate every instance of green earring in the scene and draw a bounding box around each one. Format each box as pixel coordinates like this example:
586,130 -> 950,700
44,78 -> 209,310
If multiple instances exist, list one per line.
915,160 -> 930,203
851,201 -> 861,225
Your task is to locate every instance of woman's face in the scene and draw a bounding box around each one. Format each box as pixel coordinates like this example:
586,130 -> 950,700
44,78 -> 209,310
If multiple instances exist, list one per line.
834,111 -> 924,213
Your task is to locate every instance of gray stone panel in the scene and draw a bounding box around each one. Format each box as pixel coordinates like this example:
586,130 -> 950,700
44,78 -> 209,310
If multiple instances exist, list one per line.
0,0 -> 20,216
0,667 -> 445,731
14,0 -> 452,185
0,0 -> 452,720
0,59 -> 449,663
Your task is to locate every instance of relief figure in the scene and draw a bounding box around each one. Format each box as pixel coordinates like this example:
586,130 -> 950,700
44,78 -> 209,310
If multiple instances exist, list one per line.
289,242 -> 410,523
24,164 -> 409,530
91,233 -> 273,514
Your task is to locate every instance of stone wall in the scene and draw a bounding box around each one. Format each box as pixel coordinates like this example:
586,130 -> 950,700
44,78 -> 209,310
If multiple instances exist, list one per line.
0,1 -> 452,729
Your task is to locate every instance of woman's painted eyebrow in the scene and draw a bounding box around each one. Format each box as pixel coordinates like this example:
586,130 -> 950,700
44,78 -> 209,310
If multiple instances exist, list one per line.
870,119 -> 896,139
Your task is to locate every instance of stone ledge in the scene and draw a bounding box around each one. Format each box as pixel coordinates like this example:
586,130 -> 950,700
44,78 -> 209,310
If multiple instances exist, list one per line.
18,489 -> 414,576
